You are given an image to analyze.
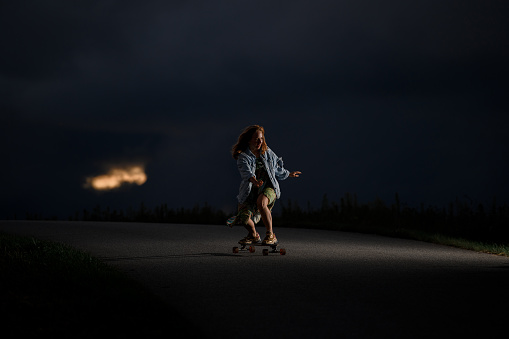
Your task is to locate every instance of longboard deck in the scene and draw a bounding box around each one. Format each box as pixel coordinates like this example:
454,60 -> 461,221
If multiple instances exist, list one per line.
233,242 -> 286,255
238,241 -> 278,247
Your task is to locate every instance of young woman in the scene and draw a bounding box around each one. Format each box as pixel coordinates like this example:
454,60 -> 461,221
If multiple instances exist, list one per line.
230,125 -> 301,245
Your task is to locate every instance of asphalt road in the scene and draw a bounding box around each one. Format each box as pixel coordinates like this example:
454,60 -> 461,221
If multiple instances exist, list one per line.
1,220 -> 508,338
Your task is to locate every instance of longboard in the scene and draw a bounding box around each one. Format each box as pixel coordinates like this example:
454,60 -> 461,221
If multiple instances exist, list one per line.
233,241 -> 286,255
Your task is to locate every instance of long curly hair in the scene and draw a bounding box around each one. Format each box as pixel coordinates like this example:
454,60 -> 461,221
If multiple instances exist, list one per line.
231,125 -> 268,159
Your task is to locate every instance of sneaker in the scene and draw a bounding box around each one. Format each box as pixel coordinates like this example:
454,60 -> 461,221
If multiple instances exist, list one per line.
262,232 -> 277,245
239,232 -> 260,245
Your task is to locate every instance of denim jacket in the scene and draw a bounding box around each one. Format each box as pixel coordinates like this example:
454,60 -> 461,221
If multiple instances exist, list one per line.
236,147 -> 290,204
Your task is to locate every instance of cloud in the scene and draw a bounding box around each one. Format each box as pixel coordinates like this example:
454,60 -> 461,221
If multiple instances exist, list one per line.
85,165 -> 147,191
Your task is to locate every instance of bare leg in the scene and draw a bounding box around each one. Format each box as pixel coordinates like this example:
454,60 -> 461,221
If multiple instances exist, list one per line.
257,194 -> 273,234
243,217 -> 256,236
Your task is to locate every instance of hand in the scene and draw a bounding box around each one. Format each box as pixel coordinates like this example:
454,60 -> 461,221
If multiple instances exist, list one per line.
289,171 -> 302,178
250,177 -> 264,187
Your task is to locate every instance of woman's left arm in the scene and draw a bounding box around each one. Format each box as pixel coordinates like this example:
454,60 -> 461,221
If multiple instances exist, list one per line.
273,153 -> 290,180
269,149 -> 302,180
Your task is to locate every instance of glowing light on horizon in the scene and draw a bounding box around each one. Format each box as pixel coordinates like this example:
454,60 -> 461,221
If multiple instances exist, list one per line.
85,166 -> 147,191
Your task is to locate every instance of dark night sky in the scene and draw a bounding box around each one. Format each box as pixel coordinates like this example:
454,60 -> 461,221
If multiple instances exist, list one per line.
2,0 -> 508,219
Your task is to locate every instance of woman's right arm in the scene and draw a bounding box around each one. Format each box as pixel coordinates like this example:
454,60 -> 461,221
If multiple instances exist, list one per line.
237,154 -> 255,181
238,154 -> 263,187
249,176 -> 263,187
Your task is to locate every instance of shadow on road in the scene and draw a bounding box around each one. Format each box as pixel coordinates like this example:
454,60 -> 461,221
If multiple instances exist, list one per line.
99,253 -> 241,261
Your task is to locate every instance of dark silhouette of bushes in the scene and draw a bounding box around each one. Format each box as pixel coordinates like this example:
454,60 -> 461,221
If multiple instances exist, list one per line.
71,202 -> 228,225
21,192 -> 509,245
275,193 -> 509,244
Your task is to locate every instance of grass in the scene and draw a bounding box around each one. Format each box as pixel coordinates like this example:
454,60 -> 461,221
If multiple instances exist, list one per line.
338,224 -> 509,257
398,229 -> 509,256
0,232 -> 197,337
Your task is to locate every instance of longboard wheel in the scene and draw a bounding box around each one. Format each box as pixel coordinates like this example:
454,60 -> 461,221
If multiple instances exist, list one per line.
249,246 -> 255,253
233,247 -> 239,254
263,249 -> 269,256
280,248 -> 286,255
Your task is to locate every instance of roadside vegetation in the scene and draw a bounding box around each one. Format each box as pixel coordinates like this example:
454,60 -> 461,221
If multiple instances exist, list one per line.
0,232 -> 197,337
276,193 -> 509,256
20,192 -> 509,256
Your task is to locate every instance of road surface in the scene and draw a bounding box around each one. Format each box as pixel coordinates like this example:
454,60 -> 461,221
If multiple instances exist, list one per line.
1,220 -> 508,338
